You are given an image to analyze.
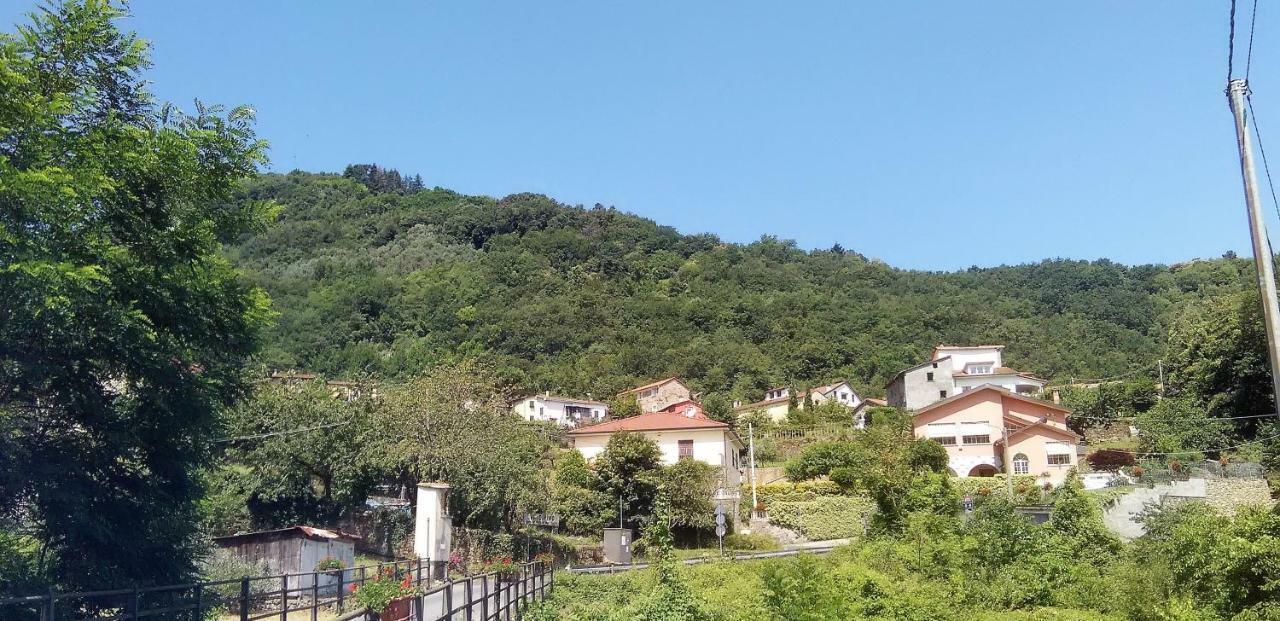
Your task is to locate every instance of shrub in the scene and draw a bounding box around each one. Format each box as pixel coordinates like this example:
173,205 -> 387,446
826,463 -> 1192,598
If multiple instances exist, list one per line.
315,557 -> 344,571
1086,448 -> 1136,472
767,495 -> 875,540
351,568 -> 419,613
723,532 -> 781,551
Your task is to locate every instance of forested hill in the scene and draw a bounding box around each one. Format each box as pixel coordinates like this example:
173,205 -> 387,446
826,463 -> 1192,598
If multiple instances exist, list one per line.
225,167 -> 1256,400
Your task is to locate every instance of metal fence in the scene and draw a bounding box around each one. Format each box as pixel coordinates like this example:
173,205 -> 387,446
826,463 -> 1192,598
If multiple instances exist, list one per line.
0,559 -> 552,621
415,561 -> 551,621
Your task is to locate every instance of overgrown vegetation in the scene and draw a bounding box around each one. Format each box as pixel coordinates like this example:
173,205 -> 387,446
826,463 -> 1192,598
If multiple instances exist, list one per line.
532,475 -> 1279,620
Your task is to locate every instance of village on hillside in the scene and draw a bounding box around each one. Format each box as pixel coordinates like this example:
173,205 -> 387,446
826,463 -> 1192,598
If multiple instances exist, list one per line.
6,2 -> 1280,620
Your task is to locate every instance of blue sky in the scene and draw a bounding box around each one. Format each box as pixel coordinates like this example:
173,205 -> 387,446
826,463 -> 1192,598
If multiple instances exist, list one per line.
2,1 -> 1276,270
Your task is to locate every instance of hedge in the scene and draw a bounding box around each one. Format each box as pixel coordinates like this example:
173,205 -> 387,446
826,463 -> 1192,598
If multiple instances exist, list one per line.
739,480 -> 845,521
950,475 -> 1047,506
766,495 -> 876,541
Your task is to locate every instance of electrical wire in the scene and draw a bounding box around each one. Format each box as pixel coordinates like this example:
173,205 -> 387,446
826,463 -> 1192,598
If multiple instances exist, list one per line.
1246,0 -> 1259,80
214,420 -> 350,443
1229,0 -> 1238,81
1066,412 -> 1278,423
1246,94 -> 1280,223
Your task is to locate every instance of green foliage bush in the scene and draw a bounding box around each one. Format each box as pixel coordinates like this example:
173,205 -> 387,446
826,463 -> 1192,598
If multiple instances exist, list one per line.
722,532 -> 781,551
950,475 -> 1044,506
767,495 -> 875,541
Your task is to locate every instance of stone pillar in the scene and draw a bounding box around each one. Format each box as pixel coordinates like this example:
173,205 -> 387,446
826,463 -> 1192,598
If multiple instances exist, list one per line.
414,482 -> 452,579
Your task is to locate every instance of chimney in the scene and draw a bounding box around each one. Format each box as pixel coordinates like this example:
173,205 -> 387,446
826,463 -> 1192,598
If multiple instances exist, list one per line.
1051,389 -> 1061,405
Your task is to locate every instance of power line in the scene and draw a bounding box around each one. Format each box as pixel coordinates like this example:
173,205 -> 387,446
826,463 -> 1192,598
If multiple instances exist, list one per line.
1067,412 -> 1278,423
1229,0 -> 1239,81
1098,431 -> 1280,456
1246,0 -> 1260,80
1246,94 -> 1280,223
214,421 -> 350,444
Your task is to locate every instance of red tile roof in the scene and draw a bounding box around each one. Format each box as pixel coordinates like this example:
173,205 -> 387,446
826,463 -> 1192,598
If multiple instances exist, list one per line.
566,410 -> 729,434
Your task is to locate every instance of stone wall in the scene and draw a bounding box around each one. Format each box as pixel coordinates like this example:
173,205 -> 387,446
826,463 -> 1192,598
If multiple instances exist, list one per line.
1204,478 -> 1275,516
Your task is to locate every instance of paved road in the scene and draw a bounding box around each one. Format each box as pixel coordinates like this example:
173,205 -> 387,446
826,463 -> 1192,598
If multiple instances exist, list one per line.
417,573 -> 549,620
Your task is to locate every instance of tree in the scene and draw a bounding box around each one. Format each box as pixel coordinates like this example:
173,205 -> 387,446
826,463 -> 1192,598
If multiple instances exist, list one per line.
608,393 -> 641,419
660,459 -> 718,531
1135,397 -> 1233,454
593,433 -> 663,531
369,363 -> 552,531
208,381 -> 382,533
0,0 -> 269,593
701,393 -> 733,423
1046,471 -> 1120,558
1165,291 -> 1274,435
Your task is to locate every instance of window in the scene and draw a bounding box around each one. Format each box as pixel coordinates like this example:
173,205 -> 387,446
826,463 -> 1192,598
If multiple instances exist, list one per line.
1045,441 -> 1073,466
939,390 -> 948,399
1012,453 -> 1030,475
678,440 -> 694,460
965,363 -> 993,375
960,386 -> 971,393
960,422 -> 990,445
528,400 -> 535,410
925,423 -> 956,446
926,372 -> 934,381
641,388 -> 657,399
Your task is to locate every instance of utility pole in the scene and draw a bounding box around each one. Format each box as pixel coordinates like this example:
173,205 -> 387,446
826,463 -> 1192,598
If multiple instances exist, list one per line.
1157,360 -> 1164,399
748,423 -> 758,517
1227,78 -> 1280,417
1003,425 -> 1014,499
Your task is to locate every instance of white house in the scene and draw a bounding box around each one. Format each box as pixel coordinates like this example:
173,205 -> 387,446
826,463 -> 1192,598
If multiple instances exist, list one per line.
886,345 -> 1046,411
512,393 -> 608,427
566,408 -> 744,502
733,381 -> 863,423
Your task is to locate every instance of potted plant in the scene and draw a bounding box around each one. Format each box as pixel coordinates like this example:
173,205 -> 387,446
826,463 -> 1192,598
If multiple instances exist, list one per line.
316,557 -> 345,575
486,557 -> 519,582
350,568 -> 420,621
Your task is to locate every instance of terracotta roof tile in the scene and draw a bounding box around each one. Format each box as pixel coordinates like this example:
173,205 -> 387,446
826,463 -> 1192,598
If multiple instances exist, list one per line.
567,410 -> 728,434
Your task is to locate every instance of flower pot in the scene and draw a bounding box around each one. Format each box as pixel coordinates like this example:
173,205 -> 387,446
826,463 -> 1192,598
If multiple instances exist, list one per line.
378,596 -> 413,621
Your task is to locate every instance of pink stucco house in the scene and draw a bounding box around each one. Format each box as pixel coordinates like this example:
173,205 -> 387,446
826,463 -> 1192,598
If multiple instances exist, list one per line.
912,384 -> 1080,486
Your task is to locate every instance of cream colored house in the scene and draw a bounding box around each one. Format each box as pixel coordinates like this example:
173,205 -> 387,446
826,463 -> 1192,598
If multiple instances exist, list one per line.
912,384 -> 1080,486
566,408 -> 744,502
617,377 -> 692,413
733,381 -> 862,423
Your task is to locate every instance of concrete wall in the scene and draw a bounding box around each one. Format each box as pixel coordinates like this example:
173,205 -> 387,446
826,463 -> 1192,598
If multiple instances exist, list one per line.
890,362 -> 954,410
912,389 -> 1076,484
954,375 -> 1044,394
935,347 -> 1004,372
913,390 -> 1003,476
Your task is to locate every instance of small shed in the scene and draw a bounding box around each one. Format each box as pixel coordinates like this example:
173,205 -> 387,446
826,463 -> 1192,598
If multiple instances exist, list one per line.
213,526 -> 359,593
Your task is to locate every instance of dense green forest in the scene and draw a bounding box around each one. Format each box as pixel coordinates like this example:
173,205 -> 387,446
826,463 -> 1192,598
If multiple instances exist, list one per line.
227,167 -> 1258,399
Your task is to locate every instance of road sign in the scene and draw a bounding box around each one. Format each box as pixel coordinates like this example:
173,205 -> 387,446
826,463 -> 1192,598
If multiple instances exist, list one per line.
714,504 -> 725,516
962,495 -> 974,512
715,513 -> 725,526
715,524 -> 726,538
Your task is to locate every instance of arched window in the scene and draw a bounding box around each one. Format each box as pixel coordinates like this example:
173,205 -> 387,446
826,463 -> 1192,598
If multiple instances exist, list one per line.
1012,453 -> 1030,475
